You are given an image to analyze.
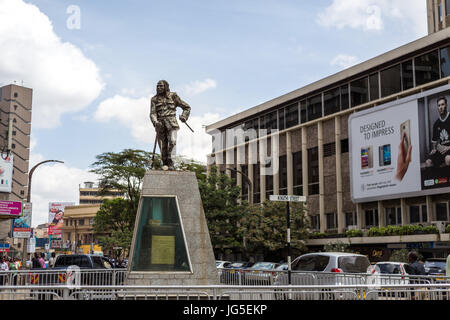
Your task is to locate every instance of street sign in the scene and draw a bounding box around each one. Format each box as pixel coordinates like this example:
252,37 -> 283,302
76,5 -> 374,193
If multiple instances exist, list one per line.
269,195 -> 306,202
0,200 -> 22,217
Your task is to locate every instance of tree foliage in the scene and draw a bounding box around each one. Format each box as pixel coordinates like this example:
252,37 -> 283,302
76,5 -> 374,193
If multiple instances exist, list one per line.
238,201 -> 309,258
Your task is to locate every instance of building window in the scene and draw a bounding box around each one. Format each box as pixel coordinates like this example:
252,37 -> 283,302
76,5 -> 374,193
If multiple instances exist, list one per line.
323,142 -> 336,157
340,139 -> 349,153
285,103 -> 299,128
369,73 -> 379,101
324,87 -> 340,116
402,60 -> 414,90
326,213 -> 337,230
440,46 -> 450,78
310,215 -> 320,231
345,212 -> 357,227
278,108 -> 285,131
385,207 -> 402,225
260,110 -> 277,136
350,77 -> 368,107
308,147 -> 319,195
300,100 -> 307,123
241,165 -> 249,199
380,64 -> 401,98
253,164 -> 260,204
79,219 -> 84,226
415,50 -> 440,86
14,92 -> 18,98
265,164 -> 273,200
365,209 -> 379,227
293,151 -> 302,196
340,85 -> 349,110
244,118 -> 259,141
307,94 -> 322,122
435,203 -> 449,221
409,205 -> 427,224
279,155 -> 287,195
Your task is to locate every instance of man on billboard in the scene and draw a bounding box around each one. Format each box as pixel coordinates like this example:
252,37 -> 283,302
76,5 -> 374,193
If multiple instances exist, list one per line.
425,96 -> 450,168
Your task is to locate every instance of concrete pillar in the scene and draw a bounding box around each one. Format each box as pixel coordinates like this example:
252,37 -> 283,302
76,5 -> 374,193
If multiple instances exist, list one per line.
260,162 -> 266,203
248,142 -> 255,204
301,127 -> 309,199
286,132 -> 293,195
335,116 -> 344,233
356,203 -> 363,230
318,121 -> 325,233
401,198 -> 408,225
426,195 -> 435,222
378,201 -> 385,227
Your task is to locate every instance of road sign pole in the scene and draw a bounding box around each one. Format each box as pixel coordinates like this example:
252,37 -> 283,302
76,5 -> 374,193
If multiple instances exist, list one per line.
286,201 -> 291,286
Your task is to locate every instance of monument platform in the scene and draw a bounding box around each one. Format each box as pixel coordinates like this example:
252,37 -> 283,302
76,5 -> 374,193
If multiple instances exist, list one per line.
126,170 -> 219,285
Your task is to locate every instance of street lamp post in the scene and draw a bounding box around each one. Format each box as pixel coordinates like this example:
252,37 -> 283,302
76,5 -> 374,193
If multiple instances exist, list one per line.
23,160 -> 64,264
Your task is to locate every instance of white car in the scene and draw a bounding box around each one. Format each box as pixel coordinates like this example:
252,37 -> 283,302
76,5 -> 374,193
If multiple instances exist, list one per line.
216,260 -> 232,269
367,261 -> 410,285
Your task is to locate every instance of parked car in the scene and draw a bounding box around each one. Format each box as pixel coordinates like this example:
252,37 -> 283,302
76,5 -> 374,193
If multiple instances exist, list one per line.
216,260 -> 232,269
243,262 -> 280,285
367,261 -> 410,285
274,252 -> 370,299
219,262 -> 251,284
424,258 -> 446,276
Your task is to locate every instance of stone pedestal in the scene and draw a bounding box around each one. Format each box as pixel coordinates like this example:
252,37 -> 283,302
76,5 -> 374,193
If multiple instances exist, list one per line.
126,170 -> 219,285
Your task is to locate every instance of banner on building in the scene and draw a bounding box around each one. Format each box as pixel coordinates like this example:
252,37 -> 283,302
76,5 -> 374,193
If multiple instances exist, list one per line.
349,84 -> 450,202
13,202 -> 32,238
0,155 -> 13,193
0,200 -> 22,217
48,202 -> 74,236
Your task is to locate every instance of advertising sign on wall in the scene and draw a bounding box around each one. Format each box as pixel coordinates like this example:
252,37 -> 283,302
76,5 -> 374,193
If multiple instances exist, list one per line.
0,200 -> 22,217
48,202 -> 75,236
349,84 -> 450,202
0,155 -> 13,193
13,202 -> 32,238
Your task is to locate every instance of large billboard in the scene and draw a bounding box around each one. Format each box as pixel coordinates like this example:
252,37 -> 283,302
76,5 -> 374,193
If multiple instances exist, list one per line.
349,84 -> 450,203
48,202 -> 75,236
13,202 -> 32,238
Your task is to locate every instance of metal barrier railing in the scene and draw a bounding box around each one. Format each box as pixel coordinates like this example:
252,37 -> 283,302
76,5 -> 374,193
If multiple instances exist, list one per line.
0,284 -> 449,301
0,269 -> 128,287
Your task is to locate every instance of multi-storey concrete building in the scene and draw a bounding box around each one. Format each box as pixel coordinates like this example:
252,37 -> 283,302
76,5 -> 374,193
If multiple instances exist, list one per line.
206,5 -> 450,260
0,84 -> 32,240
79,181 -> 123,205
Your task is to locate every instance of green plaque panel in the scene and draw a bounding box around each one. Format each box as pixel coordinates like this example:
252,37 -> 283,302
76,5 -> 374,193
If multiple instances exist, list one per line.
131,196 -> 190,272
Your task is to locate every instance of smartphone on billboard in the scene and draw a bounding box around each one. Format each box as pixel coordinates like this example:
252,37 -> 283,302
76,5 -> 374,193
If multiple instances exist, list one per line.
361,146 -> 373,169
378,144 -> 391,166
400,120 -> 411,152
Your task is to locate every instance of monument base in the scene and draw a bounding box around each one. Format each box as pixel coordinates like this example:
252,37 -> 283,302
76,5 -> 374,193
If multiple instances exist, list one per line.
126,170 -> 219,285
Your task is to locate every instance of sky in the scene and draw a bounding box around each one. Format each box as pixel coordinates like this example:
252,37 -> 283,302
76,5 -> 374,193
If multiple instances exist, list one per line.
0,0 -> 428,226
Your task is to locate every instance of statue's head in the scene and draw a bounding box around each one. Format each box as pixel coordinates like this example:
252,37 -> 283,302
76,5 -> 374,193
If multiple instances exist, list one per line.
157,80 -> 170,95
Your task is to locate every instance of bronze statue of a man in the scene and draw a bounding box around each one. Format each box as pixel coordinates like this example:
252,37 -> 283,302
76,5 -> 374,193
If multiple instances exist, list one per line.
150,80 -> 191,169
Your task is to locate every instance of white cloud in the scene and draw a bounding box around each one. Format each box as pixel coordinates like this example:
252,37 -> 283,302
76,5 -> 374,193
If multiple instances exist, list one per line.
0,0 -> 104,128
331,54 -> 360,69
94,93 -> 220,163
182,78 -> 217,96
317,0 -> 427,36
29,152 -> 99,227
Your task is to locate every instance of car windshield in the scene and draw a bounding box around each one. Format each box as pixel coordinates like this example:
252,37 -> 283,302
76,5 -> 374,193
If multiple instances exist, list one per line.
376,263 -> 402,274
424,261 -> 446,268
251,262 -> 275,270
293,255 -> 330,271
230,263 -> 245,268
338,256 -> 370,273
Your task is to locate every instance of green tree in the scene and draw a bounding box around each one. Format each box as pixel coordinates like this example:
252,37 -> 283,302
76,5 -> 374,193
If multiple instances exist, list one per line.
238,201 -> 309,260
198,167 -> 246,256
90,149 -> 155,256
90,149 -> 155,213
93,198 -> 135,256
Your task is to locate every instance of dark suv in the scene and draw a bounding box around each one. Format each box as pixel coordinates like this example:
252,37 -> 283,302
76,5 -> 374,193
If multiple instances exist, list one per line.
424,258 -> 446,276
53,254 -> 114,270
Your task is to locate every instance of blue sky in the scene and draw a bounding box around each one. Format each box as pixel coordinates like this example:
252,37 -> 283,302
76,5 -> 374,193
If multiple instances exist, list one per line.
0,0 -> 427,225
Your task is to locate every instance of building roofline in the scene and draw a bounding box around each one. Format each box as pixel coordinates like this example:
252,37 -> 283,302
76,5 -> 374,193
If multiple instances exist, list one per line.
206,27 -> 450,133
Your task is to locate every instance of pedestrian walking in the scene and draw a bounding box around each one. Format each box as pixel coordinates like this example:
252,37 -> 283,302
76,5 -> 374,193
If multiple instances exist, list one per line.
39,253 -> 46,269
